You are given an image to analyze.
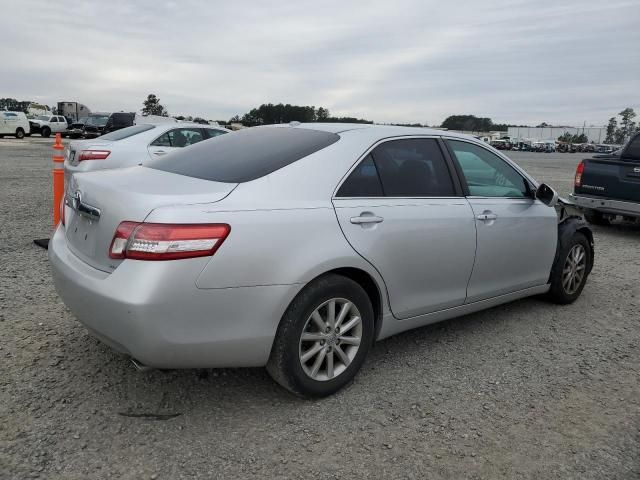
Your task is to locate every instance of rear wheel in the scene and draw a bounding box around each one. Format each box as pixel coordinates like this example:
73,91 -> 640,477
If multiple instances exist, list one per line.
584,210 -> 610,226
267,274 -> 374,397
547,232 -> 591,304
15,128 -> 25,139
41,127 -> 51,138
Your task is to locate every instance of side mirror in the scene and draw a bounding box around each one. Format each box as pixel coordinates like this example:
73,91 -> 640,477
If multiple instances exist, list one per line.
535,183 -> 558,207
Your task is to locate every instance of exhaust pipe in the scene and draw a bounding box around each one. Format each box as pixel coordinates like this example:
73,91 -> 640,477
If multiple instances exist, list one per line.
130,357 -> 152,372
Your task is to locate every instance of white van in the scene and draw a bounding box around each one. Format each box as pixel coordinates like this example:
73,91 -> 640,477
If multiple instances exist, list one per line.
0,111 -> 30,139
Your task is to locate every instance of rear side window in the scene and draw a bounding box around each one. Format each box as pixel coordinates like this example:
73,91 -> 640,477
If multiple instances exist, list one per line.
336,155 -> 384,197
337,139 -> 456,197
100,124 -> 155,141
205,128 -> 227,139
150,128 -> 205,147
148,127 -> 339,183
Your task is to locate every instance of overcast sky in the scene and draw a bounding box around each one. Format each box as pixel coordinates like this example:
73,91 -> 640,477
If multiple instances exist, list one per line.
2,0 -> 638,125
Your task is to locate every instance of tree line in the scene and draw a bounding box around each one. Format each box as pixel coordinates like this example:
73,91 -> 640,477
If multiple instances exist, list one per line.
229,103 -> 372,126
605,108 -> 637,144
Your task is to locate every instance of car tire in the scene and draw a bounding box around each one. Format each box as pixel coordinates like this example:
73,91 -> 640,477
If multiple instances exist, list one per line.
584,210 -> 610,226
546,232 -> 591,305
41,127 -> 51,138
15,128 -> 25,139
267,273 -> 375,398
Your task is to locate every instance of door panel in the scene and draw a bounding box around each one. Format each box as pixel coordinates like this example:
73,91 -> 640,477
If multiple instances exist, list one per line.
465,198 -> 557,302
334,198 -> 477,318
445,138 -> 558,301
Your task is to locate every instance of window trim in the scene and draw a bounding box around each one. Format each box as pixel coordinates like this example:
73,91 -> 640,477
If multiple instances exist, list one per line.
333,135 -> 465,199
442,137 -> 537,200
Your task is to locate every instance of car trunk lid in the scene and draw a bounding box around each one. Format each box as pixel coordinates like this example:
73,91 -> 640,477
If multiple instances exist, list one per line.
63,167 -> 237,272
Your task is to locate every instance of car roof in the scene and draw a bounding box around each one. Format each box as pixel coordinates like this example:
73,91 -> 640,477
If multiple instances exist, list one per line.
138,122 -> 229,131
274,122 -> 478,141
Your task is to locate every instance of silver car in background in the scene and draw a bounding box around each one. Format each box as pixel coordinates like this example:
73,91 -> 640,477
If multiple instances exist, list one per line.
49,124 -> 594,397
64,122 -> 230,186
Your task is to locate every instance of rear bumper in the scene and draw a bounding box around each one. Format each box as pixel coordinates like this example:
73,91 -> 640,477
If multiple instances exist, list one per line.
48,226 -> 301,368
569,193 -> 640,218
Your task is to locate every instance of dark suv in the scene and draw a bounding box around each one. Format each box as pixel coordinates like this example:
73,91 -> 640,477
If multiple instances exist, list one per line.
104,112 -> 135,133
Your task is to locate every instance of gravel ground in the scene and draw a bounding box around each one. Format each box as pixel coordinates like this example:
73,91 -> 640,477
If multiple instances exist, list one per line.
1,138 -> 639,479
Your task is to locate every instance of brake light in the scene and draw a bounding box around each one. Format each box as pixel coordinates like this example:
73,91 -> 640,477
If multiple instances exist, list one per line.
78,150 -> 110,161
109,222 -> 230,260
574,161 -> 585,187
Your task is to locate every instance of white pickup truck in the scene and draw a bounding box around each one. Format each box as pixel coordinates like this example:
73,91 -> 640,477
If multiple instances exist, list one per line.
29,115 -> 68,138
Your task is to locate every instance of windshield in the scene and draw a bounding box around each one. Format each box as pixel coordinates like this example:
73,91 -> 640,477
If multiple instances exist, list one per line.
99,124 -> 155,141
86,116 -> 109,126
36,116 -> 50,121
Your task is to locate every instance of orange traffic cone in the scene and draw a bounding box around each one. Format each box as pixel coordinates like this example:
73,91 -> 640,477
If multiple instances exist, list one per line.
34,133 -> 65,249
52,133 -> 65,226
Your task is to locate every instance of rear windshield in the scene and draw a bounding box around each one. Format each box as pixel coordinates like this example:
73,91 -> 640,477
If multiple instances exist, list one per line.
148,127 -> 340,183
100,124 -> 155,141
622,134 -> 640,161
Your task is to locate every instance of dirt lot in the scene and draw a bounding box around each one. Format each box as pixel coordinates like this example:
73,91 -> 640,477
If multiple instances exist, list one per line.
1,137 -> 639,479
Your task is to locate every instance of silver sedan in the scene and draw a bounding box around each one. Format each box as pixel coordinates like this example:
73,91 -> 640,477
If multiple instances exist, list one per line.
49,123 -> 594,397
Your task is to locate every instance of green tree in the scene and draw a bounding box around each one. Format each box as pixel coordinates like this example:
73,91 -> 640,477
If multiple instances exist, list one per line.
316,107 -> 330,121
142,94 -> 168,116
605,117 -> 617,143
441,115 -> 493,132
616,107 -> 637,143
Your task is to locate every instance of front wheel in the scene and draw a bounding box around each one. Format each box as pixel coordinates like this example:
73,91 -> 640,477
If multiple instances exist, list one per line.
15,128 -> 25,139
41,127 -> 51,138
547,232 -> 591,304
267,274 -> 374,398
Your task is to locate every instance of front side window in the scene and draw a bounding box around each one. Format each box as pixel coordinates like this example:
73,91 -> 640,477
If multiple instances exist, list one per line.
447,140 -> 529,198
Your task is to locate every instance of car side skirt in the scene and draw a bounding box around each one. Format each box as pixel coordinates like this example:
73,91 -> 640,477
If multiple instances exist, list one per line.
378,284 -> 550,340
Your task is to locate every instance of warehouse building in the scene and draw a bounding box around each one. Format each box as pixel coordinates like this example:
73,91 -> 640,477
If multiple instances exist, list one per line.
507,126 -> 607,143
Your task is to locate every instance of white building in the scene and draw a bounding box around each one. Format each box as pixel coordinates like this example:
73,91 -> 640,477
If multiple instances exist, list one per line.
507,126 -> 607,144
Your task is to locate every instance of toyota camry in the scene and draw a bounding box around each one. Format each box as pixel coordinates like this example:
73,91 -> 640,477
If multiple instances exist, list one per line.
49,123 -> 594,397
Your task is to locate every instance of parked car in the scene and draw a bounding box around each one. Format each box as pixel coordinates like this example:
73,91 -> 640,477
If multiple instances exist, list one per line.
104,112 -> 135,133
29,114 -> 68,138
570,132 -> 640,224
83,114 -> 110,138
0,111 -> 30,139
67,114 -> 111,139
103,112 -> 177,134
50,124 -> 594,397
64,122 -> 229,186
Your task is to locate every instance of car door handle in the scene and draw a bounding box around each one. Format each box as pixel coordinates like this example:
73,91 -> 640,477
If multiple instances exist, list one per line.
476,211 -> 498,221
350,214 -> 384,225
153,150 -> 167,155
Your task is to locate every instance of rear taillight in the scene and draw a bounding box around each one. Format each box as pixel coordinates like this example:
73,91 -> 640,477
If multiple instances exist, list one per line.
78,150 -> 110,161
574,161 -> 585,187
109,222 -> 230,260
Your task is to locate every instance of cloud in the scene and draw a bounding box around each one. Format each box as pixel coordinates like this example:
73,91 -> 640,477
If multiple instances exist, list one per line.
1,0 -> 638,125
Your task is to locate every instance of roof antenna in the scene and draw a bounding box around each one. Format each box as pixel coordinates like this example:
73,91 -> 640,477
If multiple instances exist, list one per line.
289,121 -> 301,127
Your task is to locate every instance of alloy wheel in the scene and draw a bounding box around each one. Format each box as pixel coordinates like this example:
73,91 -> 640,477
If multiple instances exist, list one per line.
299,298 -> 363,381
562,244 -> 587,295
